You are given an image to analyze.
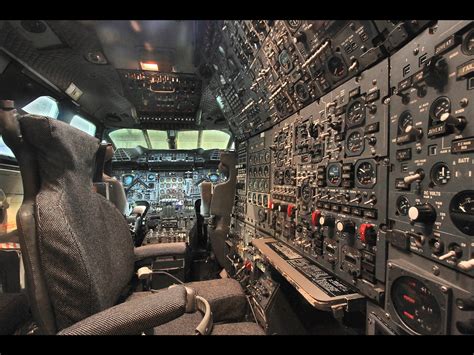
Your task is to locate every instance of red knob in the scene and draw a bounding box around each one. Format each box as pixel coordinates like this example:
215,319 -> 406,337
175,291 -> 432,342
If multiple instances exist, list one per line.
311,210 -> 321,226
244,260 -> 252,271
359,223 -> 376,244
287,204 -> 296,218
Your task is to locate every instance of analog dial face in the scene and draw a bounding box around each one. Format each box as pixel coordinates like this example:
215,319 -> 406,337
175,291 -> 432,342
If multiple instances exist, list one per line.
287,20 -> 302,31
346,99 -> 366,127
122,174 -> 134,187
301,180 -> 312,202
462,29 -> 474,55
396,196 -> 411,216
208,173 -> 219,183
346,130 -> 364,155
295,82 -> 310,102
327,163 -> 342,186
398,110 -> 413,134
429,96 -> 451,124
391,276 -> 442,335
430,162 -> 451,186
356,161 -> 376,187
327,55 -> 346,78
449,190 -> 474,236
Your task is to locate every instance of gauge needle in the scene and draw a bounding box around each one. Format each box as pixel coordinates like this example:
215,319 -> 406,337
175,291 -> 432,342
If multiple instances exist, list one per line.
359,168 -> 366,173
460,206 -> 467,213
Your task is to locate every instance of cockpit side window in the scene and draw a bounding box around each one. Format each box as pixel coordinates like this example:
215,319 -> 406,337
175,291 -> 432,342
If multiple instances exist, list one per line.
0,96 -> 59,159
22,96 -> 59,118
69,115 -> 96,136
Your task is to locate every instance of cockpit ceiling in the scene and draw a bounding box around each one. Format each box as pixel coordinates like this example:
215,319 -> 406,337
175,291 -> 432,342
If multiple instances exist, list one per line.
0,20 -> 225,131
88,20 -> 197,73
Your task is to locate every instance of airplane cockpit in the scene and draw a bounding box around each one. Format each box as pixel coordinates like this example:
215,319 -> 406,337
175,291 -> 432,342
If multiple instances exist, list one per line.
0,19 -> 473,337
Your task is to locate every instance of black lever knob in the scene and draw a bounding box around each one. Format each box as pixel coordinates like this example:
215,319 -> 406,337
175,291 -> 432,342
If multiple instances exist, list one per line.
440,113 -> 467,132
408,203 -> 437,224
319,215 -> 335,227
423,55 -> 448,90
336,220 -> 356,234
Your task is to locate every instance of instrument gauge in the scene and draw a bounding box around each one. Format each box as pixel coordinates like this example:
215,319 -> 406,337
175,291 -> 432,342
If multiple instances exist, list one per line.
327,55 -> 346,79
327,163 -> 342,186
391,276 -> 442,335
286,20 -> 302,31
429,96 -> 451,125
430,162 -> 451,186
346,99 -> 366,128
396,196 -> 410,216
208,173 -> 219,183
122,174 -> 134,187
355,160 -> 376,188
278,50 -> 292,73
346,130 -> 364,156
449,190 -> 474,236
147,174 -> 156,181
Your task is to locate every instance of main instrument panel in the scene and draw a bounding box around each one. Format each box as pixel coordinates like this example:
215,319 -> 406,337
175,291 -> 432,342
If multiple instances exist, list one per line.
204,20 -> 474,335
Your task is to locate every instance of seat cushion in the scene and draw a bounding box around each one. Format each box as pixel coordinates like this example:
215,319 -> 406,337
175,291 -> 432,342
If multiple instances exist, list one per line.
185,278 -> 247,322
0,293 -> 30,335
211,322 -> 265,335
153,312 -> 203,335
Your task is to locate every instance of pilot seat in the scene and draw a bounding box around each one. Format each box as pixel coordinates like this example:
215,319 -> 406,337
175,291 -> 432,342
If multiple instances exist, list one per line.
0,100 -> 264,335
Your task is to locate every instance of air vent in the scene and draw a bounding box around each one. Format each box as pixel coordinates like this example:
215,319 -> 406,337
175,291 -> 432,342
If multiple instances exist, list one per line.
20,20 -> 47,34
85,51 -> 108,65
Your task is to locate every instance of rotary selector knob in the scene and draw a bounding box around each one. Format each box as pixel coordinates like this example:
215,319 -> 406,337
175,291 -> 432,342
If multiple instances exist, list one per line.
319,215 -> 335,227
359,223 -> 377,245
408,203 -> 437,224
404,125 -> 423,142
336,220 -> 356,234
311,210 -> 321,226
440,113 -> 467,132
423,55 -> 448,90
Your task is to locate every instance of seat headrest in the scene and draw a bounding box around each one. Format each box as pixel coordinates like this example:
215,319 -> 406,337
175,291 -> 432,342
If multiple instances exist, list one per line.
19,114 -> 100,183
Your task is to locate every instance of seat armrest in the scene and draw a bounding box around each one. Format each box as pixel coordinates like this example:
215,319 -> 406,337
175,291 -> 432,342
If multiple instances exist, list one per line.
134,243 -> 187,261
58,285 -> 189,335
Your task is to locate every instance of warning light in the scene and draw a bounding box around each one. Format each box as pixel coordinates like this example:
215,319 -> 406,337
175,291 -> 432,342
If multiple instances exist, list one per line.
140,61 -> 159,71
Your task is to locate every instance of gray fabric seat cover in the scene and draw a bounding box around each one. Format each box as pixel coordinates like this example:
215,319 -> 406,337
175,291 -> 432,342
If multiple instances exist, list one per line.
19,115 -> 135,331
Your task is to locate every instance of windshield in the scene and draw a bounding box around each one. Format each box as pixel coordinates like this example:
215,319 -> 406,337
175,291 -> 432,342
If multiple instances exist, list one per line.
109,129 -> 232,150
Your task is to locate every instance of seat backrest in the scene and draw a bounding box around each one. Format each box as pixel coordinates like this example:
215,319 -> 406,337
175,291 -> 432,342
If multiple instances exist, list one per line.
207,151 -> 237,267
0,105 -> 135,333
94,144 -> 129,216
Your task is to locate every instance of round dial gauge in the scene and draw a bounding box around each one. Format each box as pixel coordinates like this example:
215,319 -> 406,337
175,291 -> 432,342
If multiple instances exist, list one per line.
327,55 -> 346,78
346,130 -> 364,156
430,162 -> 451,185
391,276 -> 442,335
396,196 -> 411,216
287,20 -> 302,31
147,174 -> 156,181
295,82 -> 310,102
327,163 -> 342,186
355,161 -> 376,187
398,111 -> 413,134
278,50 -> 292,72
462,29 -> 474,55
208,173 -> 219,183
449,190 -> 474,236
346,99 -> 366,127
429,96 -> 451,124
122,174 -> 134,187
